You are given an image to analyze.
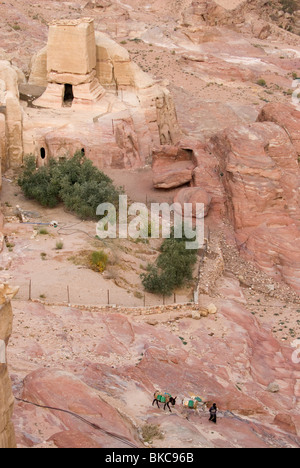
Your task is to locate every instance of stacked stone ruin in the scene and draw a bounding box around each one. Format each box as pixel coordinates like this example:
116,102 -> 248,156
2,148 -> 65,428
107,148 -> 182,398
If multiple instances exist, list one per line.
35,18 -> 106,108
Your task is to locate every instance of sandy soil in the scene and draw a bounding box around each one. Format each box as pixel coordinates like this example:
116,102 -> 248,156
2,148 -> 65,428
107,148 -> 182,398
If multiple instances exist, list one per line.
0,175 -> 196,308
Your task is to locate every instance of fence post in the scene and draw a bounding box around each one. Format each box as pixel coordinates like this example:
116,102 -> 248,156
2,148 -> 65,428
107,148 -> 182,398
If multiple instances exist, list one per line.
107,289 -> 110,305
29,279 -> 32,301
67,286 -> 70,304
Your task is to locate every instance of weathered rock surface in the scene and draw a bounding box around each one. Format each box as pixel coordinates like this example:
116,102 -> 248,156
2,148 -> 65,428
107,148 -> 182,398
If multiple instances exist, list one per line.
257,102 -> 300,156
152,145 -> 196,189
191,143 -> 226,215
174,187 -> 212,218
34,113 -> 143,170
10,296 -> 300,448
21,368 -> 141,448
210,121 -> 300,293
0,284 -> 18,448
0,61 -> 24,170
181,0 -> 295,36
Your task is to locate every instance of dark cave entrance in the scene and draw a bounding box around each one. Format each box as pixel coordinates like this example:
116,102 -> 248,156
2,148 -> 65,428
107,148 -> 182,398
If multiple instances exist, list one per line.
40,147 -> 46,160
63,84 -> 74,106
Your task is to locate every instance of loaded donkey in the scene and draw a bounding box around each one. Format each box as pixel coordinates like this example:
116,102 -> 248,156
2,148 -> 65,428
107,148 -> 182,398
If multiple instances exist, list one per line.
152,391 -> 177,412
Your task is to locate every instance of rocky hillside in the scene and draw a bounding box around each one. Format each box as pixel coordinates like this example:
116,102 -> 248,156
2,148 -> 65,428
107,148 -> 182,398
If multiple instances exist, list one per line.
0,283 -> 18,448
9,287 -> 300,448
0,1 -> 299,73
254,0 -> 300,35
0,0 -> 300,449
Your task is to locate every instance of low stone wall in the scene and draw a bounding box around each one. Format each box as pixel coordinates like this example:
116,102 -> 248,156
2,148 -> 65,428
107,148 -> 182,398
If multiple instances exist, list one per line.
30,298 -> 217,320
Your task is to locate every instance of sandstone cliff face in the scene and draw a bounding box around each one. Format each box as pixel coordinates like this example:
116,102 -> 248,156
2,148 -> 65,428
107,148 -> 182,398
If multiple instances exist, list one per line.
257,103 -> 300,157
210,119 -> 300,293
0,284 -> 18,449
29,47 -> 47,88
0,61 -> 24,171
35,115 -> 143,170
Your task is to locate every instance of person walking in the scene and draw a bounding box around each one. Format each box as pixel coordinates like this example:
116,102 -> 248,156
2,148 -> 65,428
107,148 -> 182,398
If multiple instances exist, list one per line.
209,403 -> 218,424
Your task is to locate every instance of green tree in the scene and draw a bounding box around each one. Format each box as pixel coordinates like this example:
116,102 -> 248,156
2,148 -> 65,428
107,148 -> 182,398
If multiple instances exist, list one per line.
18,152 -> 122,219
141,230 -> 198,296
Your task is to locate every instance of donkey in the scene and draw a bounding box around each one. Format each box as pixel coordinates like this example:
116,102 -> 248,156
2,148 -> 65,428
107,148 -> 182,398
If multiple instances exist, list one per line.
152,391 -> 177,413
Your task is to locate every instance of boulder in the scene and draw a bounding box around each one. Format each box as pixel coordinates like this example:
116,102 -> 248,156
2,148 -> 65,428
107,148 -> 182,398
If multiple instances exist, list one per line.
174,187 -> 212,218
252,20 -> 271,40
267,383 -> 280,393
153,165 -> 193,189
200,309 -> 209,317
152,145 -> 196,189
84,0 -> 112,9
257,103 -> 300,156
293,10 -> 300,35
207,303 -> 217,315
47,19 -> 96,76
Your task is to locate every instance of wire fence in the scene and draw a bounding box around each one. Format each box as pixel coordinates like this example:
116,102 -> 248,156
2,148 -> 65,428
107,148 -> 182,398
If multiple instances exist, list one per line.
15,279 -> 197,308
12,227 -> 210,310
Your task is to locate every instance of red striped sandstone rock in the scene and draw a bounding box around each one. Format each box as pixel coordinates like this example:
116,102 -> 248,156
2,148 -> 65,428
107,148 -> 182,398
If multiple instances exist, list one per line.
0,284 -> 18,448
174,187 -> 212,218
257,102 -> 300,156
11,296 -> 300,448
210,121 -> 300,293
22,368 -> 141,448
152,145 -> 196,189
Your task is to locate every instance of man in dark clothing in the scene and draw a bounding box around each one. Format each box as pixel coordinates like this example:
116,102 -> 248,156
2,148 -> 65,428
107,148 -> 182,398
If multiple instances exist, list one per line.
209,403 -> 217,424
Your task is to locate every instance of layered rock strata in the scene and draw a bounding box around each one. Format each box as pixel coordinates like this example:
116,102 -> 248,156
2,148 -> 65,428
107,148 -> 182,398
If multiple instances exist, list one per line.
0,284 -> 18,449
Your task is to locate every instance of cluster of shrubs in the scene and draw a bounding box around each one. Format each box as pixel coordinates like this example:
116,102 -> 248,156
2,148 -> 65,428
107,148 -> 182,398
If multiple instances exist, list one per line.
18,152 -> 122,219
141,229 -> 198,296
